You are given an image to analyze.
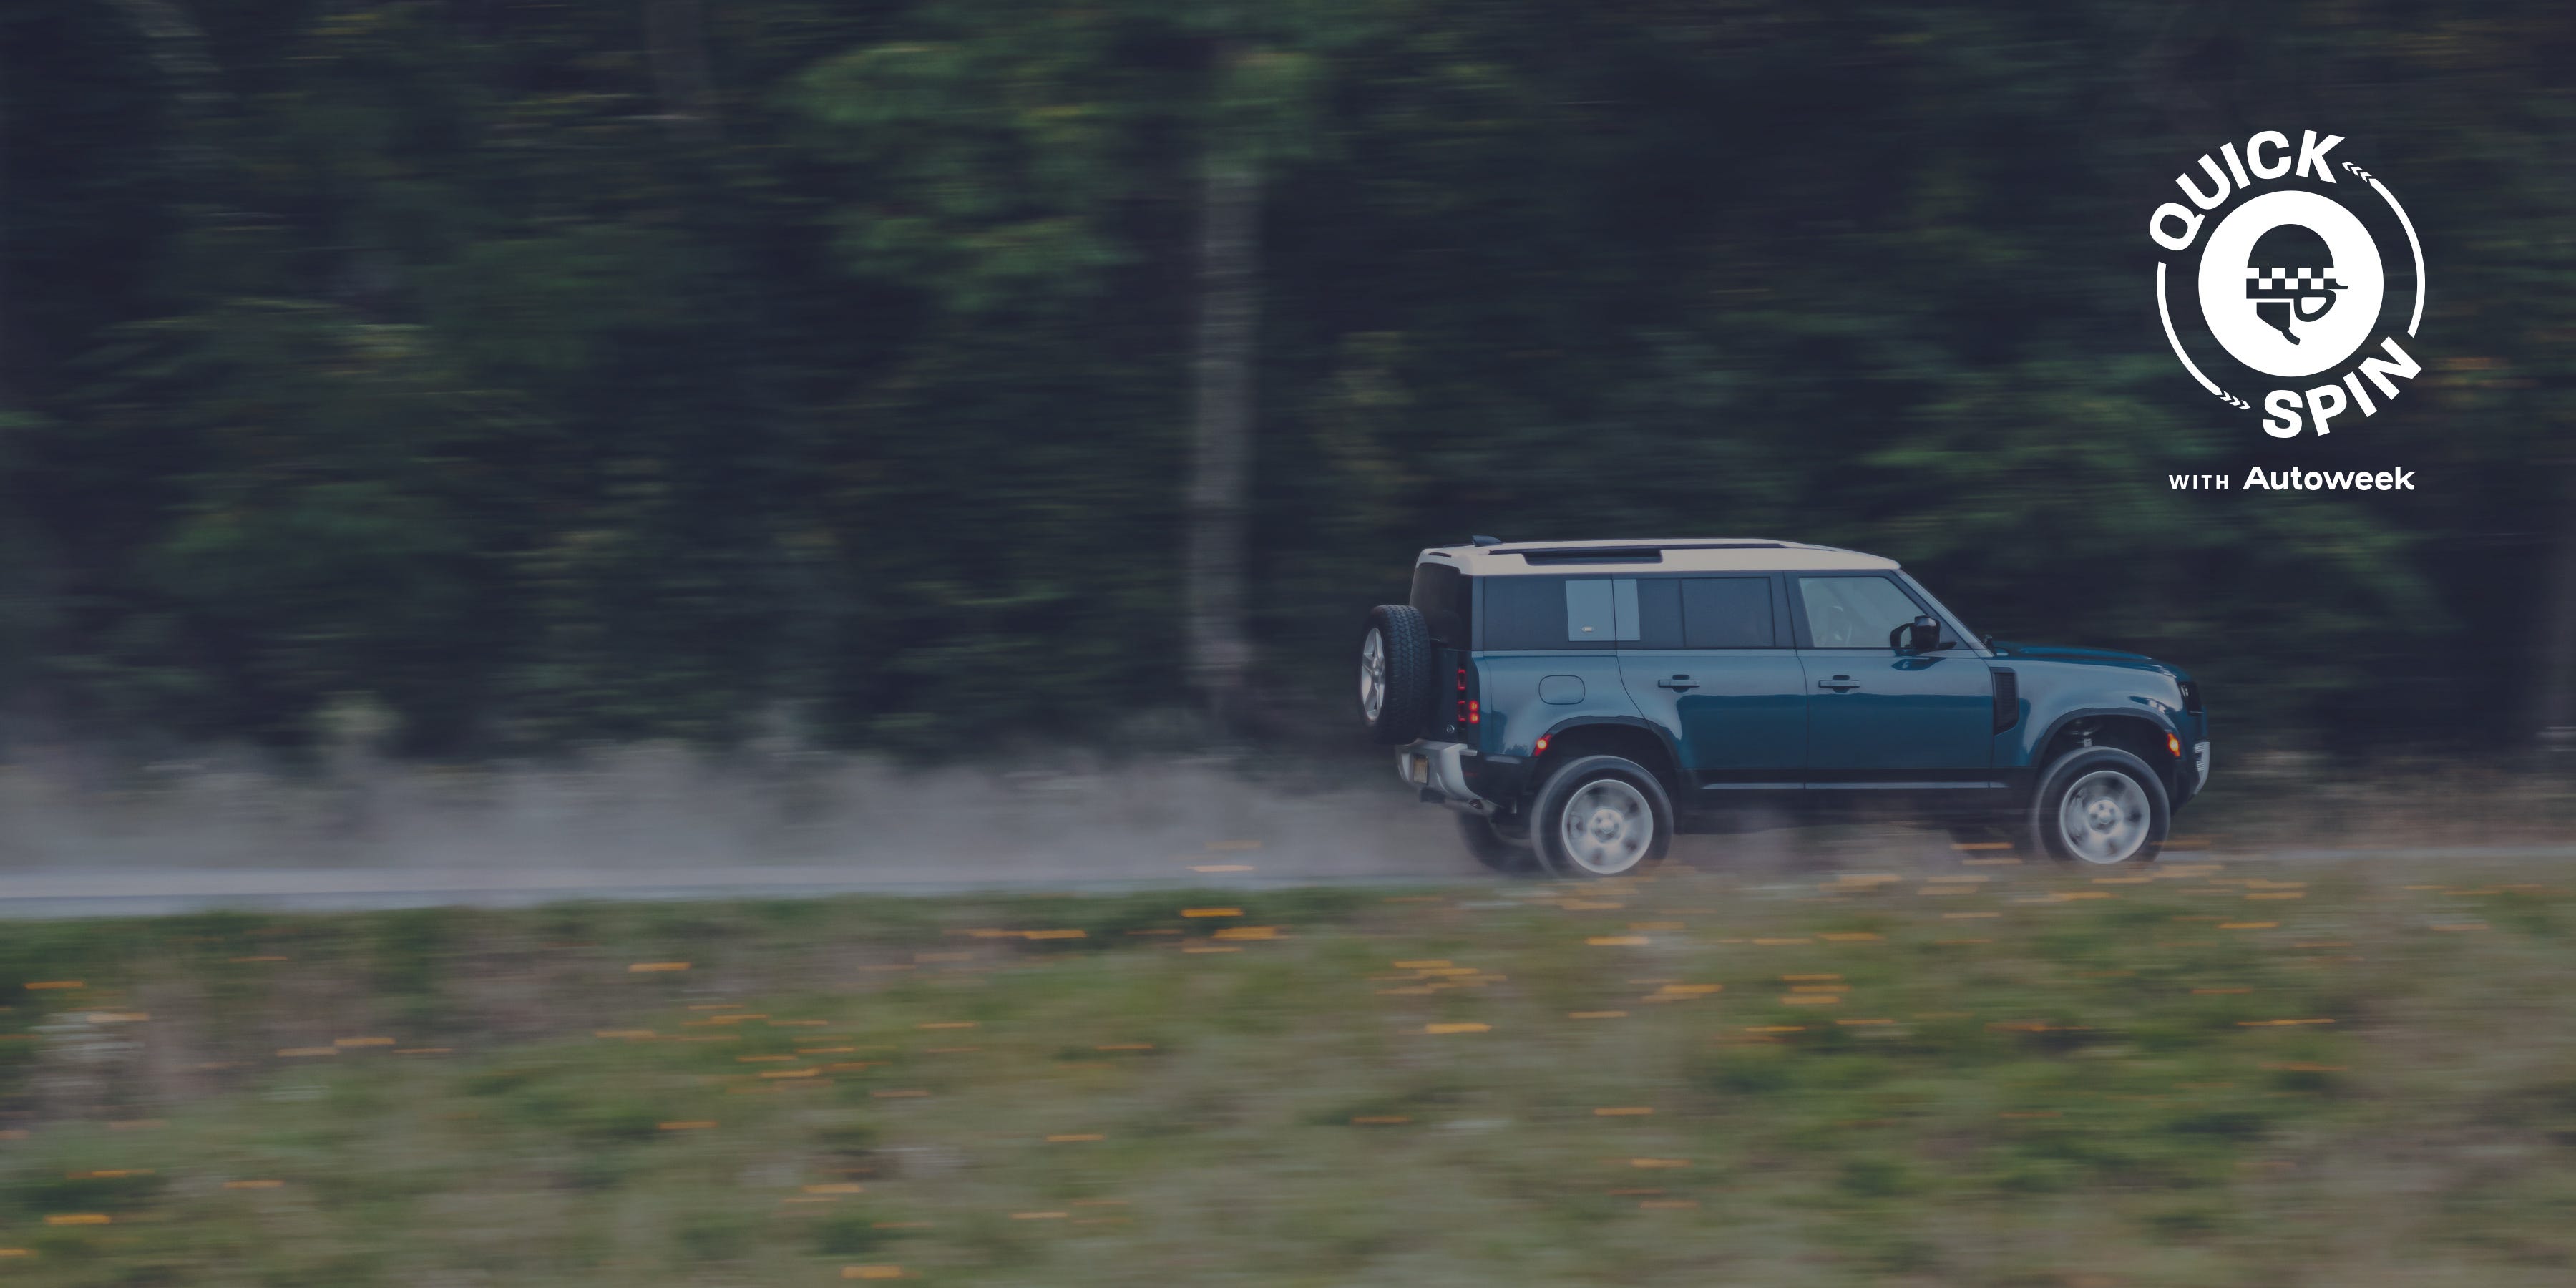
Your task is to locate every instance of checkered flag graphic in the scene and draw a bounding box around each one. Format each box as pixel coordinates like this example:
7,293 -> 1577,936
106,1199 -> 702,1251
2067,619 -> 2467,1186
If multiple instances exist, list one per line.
2246,266 -> 2342,293
2243,224 -> 2346,341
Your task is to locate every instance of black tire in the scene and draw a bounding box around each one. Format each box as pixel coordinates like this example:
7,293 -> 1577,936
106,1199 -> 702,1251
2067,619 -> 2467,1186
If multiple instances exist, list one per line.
1358,605 -> 1435,746
2027,746 -> 2168,866
1457,811 -> 1540,874
1530,755 -> 1674,879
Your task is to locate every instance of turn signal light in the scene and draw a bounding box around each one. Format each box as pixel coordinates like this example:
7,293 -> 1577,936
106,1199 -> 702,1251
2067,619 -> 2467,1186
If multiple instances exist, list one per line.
1535,736 -> 1551,755
2165,732 -> 2182,758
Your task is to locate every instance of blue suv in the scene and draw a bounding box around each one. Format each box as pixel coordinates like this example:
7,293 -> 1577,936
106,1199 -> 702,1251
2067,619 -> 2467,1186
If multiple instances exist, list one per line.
1360,538 -> 2209,877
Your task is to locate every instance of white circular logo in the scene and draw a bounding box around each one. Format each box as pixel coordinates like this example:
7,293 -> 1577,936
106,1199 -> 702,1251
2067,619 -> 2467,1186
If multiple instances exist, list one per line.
2195,190 -> 2383,379
2146,130 -> 2426,437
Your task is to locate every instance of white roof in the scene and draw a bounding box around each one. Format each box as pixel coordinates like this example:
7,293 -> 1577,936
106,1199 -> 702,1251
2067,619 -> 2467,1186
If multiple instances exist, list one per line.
1418,538 -> 1898,575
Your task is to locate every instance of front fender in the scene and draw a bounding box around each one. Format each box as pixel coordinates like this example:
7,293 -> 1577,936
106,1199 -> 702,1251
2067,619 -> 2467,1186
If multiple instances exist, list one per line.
1998,659 -> 2190,778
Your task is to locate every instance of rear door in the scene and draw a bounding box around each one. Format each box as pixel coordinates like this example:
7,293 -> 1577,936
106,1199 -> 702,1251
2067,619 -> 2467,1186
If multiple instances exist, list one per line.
1616,574 -> 1808,796
1475,574 -> 1636,756
1789,572 -> 1993,785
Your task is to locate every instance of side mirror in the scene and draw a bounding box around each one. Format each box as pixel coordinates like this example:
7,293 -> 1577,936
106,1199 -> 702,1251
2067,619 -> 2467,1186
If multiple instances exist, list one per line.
1890,615 -> 1943,653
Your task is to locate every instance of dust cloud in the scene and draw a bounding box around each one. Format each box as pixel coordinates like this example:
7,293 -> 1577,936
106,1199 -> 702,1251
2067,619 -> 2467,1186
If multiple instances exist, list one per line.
0,743 -> 1480,884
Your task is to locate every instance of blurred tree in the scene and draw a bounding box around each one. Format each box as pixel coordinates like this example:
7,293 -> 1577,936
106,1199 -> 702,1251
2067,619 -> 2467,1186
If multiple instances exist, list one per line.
1184,61 -> 1261,730
797,0 -> 1357,728
644,0 -> 721,141
0,0 -> 2568,756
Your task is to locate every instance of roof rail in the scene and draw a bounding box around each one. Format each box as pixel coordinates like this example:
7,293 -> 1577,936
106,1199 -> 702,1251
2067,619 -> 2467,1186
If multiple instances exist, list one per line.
1514,547 -> 1663,564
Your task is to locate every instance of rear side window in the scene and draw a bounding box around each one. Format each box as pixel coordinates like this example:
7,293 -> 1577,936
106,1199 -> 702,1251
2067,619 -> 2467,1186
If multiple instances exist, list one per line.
1681,577 -> 1776,648
1564,579 -> 1638,641
1480,576 -> 1613,650
1409,562 -> 1470,645
1629,577 -> 1775,648
1633,579 -> 1684,648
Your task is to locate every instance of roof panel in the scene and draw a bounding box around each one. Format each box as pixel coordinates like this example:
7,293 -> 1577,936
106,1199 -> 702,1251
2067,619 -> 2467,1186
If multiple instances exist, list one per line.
1416,540 -> 1897,575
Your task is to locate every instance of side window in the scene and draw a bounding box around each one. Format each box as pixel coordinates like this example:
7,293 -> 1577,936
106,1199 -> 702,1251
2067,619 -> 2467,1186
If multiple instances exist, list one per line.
1632,579 -> 1684,648
1483,576 -> 1611,650
1795,575 -> 1926,648
1679,577 -> 1775,648
1563,579 -> 1614,641
1561,579 -> 1640,642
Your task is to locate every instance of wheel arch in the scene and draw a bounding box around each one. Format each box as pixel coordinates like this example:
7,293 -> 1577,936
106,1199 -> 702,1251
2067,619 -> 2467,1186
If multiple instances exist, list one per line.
1528,717 -> 1683,800
2029,708 -> 2184,800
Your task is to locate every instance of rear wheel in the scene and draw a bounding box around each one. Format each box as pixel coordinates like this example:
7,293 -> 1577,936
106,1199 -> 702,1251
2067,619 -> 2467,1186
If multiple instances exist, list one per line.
2029,747 -> 2167,865
1456,812 -> 1539,874
1531,755 -> 1673,879
1358,605 -> 1434,746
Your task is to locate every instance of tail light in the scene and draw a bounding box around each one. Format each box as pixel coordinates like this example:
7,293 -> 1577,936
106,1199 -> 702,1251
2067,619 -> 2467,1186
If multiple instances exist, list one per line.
1454,667 -> 1479,726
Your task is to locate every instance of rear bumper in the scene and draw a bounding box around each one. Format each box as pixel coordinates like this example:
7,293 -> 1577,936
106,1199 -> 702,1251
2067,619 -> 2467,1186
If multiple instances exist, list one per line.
1397,742 -> 1497,814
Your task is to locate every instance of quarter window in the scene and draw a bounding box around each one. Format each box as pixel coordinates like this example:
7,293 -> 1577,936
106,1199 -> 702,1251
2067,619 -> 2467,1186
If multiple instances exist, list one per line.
1563,579 -> 1614,641
1483,575 -> 1610,650
1560,579 -> 1639,642
1796,576 -> 1926,648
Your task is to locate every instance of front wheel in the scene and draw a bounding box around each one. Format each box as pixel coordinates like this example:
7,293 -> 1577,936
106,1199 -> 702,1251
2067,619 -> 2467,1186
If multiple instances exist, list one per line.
1531,755 -> 1673,879
2028,746 -> 2167,865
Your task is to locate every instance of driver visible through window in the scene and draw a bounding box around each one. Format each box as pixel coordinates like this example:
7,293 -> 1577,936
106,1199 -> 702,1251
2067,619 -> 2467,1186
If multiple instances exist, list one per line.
1797,576 -> 1929,648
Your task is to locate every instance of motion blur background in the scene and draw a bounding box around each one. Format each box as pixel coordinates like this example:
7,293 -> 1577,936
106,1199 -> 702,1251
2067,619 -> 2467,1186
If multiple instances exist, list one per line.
9,8 -> 2576,1287
1,0 -> 2571,778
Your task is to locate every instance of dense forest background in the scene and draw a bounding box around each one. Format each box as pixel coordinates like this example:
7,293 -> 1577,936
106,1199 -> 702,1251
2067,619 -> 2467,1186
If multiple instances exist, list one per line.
0,0 -> 2570,760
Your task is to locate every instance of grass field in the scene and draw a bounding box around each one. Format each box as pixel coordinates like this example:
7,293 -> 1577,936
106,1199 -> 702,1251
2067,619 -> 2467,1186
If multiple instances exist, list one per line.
6,855 -> 2576,1286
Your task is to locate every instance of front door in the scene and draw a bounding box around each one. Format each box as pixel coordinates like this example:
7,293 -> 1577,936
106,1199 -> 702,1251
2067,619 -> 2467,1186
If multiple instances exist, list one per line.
1616,574 -> 1807,797
1789,573 -> 1993,785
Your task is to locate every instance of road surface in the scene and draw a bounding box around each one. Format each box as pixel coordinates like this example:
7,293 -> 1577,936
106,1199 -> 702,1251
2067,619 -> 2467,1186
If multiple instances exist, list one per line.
7,843 -> 2575,918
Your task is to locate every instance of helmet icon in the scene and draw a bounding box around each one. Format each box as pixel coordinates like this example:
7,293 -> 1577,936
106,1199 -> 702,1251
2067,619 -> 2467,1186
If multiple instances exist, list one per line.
2243,223 -> 2344,343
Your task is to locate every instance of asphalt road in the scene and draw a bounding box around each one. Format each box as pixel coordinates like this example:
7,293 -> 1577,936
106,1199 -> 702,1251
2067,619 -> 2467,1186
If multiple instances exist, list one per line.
8,843 -> 2576,918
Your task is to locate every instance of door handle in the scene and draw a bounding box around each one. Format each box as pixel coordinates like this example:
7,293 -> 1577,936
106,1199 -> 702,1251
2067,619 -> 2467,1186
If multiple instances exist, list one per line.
1817,676 -> 1860,692
1657,677 -> 1699,691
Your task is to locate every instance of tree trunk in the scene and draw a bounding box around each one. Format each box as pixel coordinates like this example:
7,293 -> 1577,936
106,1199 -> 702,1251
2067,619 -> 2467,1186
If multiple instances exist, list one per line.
2537,459 -> 2576,752
0,74 -> 11,407
1185,155 -> 1260,728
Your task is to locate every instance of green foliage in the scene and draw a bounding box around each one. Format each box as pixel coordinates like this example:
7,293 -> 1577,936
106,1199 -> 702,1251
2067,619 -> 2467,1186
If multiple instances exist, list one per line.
1,0 -> 2571,752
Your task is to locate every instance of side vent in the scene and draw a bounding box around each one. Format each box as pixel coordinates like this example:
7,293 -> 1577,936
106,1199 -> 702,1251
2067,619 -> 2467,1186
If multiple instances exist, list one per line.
2177,678 -> 2202,714
1989,668 -> 2019,733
